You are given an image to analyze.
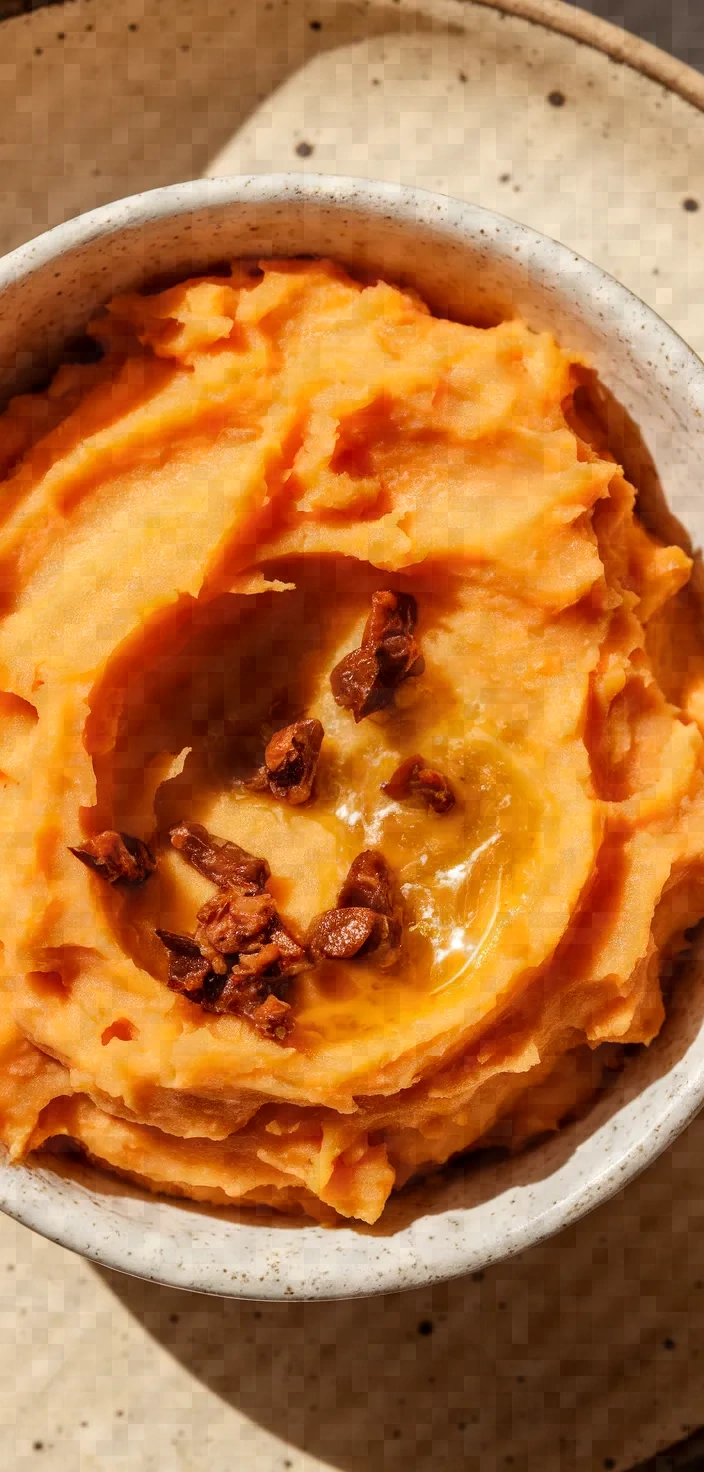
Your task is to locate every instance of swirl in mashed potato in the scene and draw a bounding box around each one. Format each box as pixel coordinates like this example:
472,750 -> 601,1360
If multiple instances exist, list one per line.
0,258 -> 702,1224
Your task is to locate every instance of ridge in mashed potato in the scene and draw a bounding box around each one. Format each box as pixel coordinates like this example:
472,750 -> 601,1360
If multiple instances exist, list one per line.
0,257 -> 703,1225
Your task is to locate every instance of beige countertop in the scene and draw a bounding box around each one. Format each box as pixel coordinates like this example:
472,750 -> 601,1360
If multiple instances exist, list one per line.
3,1106 -> 704,1471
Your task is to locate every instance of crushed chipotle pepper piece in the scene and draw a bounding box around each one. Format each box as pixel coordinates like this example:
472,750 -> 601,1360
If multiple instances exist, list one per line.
194,889 -> 277,974
330,590 -> 424,721
156,923 -> 298,1039
155,929 -> 212,995
69,830 -> 155,885
337,849 -> 396,915
233,941 -> 284,977
382,754 -> 456,814
169,821 -> 270,892
202,967 -> 294,1039
250,717 -> 324,804
199,944 -> 292,1026
267,923 -> 309,976
200,944 -> 284,1014
249,994 -> 293,1040
305,849 -> 402,968
158,821 -> 307,1041
306,906 -> 390,962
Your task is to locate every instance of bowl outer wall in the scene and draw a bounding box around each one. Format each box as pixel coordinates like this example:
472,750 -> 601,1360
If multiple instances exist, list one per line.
0,174 -> 703,1299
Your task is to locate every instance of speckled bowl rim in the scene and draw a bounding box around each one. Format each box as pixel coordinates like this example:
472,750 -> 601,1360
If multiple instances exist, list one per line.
1,173 -> 704,1299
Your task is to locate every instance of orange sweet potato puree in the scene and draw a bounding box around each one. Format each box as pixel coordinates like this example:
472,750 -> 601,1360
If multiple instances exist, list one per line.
0,257 -> 703,1224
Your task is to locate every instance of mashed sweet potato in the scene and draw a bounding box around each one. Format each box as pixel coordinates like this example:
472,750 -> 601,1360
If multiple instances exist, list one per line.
0,257 -> 703,1224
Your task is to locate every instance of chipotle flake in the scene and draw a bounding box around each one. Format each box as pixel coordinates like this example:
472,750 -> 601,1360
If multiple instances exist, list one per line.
169,821 -> 270,892
305,848 -> 402,968
330,590 -> 424,722
194,889 -> 277,974
337,849 -> 396,916
382,754 -> 456,814
155,929 -> 212,996
158,821 -> 307,1041
200,944 -> 283,1014
267,923 -> 309,976
249,994 -> 293,1040
69,830 -> 155,885
250,717 -> 324,805
202,967 -> 293,1038
156,926 -> 294,1041
307,906 -> 390,962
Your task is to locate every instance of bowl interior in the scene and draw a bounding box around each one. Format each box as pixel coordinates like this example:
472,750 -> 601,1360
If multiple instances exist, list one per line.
2,175 -> 704,1299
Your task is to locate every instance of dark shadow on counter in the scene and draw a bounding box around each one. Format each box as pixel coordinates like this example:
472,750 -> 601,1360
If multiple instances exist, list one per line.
92,1000 -> 704,1472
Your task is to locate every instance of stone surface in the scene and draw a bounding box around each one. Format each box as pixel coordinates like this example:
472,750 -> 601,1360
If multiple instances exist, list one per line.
1,1114 -> 704,1472
2,2 -> 704,1468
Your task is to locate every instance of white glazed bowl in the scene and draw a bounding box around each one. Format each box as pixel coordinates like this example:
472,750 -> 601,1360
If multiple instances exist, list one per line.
2,174 -> 704,1300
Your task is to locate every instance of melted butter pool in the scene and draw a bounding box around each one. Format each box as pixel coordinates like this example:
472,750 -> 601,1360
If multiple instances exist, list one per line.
103,574 -> 549,1046
286,727 -> 543,1041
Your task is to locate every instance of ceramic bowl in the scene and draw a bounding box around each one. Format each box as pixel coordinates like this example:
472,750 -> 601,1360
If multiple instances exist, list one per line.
1,174 -> 704,1300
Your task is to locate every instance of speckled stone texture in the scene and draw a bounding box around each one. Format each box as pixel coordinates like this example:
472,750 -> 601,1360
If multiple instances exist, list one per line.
1,1124 -> 704,1472
1,0 -> 704,1466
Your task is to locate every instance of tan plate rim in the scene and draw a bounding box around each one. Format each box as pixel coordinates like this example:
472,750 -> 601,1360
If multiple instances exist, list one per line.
461,0 -> 704,113
2,0 -> 704,115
